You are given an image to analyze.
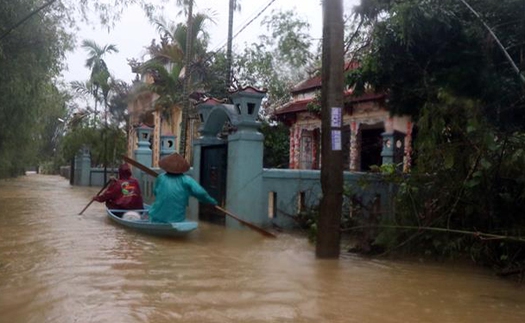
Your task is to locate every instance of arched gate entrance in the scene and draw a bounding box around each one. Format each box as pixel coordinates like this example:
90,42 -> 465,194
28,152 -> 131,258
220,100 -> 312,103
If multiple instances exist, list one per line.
191,87 -> 268,228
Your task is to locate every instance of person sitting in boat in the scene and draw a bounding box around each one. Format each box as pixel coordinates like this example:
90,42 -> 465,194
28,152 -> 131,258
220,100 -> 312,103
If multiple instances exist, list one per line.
92,163 -> 144,211
149,153 -> 217,223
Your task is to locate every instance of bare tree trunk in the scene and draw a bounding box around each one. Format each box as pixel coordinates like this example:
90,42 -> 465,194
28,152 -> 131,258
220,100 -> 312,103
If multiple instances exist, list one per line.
316,0 -> 344,259
179,0 -> 194,157
226,0 -> 235,89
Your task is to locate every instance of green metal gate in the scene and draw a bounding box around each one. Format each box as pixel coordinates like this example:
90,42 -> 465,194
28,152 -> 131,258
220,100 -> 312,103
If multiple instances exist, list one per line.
199,144 -> 228,225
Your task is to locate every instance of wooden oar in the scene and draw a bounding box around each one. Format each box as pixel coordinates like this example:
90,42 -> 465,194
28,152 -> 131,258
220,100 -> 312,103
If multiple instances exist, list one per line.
78,179 -> 112,215
214,206 -> 277,238
121,154 -> 277,238
121,155 -> 159,178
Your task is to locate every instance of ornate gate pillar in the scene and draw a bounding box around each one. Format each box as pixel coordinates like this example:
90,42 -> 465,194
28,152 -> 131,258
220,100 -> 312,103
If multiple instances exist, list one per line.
133,124 -> 152,179
226,87 -> 266,227
74,145 -> 91,186
193,87 -> 269,228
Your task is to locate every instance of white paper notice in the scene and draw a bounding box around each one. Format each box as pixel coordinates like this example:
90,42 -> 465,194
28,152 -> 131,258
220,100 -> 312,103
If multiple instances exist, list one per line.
331,107 -> 342,127
331,130 -> 342,151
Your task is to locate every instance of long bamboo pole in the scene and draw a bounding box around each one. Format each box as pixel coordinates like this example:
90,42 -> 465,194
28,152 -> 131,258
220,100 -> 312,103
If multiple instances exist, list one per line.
343,224 -> 525,243
459,0 -> 525,84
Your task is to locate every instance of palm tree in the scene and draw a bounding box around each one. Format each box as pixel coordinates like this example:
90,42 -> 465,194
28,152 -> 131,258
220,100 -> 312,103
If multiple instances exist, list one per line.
135,53 -> 185,124
107,80 -> 132,128
171,13 -> 211,84
70,80 -> 98,126
152,13 -> 211,62
81,40 -> 119,126
150,11 -> 213,156
81,39 -> 118,183
82,40 -> 118,77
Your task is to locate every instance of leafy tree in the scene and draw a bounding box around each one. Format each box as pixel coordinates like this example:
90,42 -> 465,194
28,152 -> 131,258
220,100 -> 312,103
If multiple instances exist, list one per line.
200,50 -> 229,99
234,9 -> 317,108
58,0 -> 172,28
348,0 -> 525,270
349,0 -> 525,127
36,85 -> 71,170
59,124 -> 127,168
261,121 -> 289,168
81,39 -> 118,124
78,40 -> 120,181
132,14 -> 209,119
231,9 -> 317,173
131,11 -> 215,147
136,52 -> 185,123
152,13 -> 211,62
107,80 -> 132,127
0,0 -> 72,177
0,0 -> 174,178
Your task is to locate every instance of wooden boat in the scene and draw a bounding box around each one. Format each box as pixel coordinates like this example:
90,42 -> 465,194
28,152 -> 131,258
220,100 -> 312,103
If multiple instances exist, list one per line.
105,204 -> 198,237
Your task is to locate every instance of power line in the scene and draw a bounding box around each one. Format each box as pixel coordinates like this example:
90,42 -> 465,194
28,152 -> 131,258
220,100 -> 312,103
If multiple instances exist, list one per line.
0,0 -> 57,41
212,1 -> 271,50
212,0 -> 279,53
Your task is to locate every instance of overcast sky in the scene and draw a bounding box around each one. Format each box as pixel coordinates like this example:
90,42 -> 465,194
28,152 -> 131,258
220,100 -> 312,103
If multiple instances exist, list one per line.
61,0 -> 359,85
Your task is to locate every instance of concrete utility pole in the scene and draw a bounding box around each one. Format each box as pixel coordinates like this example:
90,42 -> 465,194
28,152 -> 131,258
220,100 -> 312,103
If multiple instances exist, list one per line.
180,0 -> 194,157
226,0 -> 235,88
316,0 -> 345,258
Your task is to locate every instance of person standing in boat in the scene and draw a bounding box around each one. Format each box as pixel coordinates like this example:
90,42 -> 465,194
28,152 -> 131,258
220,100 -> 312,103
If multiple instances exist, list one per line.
92,163 -> 144,210
149,153 -> 217,223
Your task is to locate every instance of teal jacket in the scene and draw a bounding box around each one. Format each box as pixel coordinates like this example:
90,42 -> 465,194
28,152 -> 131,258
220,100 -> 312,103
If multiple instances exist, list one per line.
149,173 -> 217,223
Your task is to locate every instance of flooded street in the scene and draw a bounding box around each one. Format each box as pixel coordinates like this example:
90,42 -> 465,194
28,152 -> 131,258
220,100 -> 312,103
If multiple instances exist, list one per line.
1,174 -> 524,322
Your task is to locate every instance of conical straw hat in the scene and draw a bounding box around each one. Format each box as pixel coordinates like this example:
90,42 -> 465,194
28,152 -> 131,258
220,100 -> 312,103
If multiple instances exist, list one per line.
158,153 -> 190,174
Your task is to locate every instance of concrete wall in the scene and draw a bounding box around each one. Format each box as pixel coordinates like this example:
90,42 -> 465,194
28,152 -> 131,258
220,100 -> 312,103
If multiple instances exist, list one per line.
137,167 -> 394,229
64,86 -> 396,229
262,169 -> 395,229
63,153 -> 395,229
89,168 -> 119,186
60,167 -> 119,186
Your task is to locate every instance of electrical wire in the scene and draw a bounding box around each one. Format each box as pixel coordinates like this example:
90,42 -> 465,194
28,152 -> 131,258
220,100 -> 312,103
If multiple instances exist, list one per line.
211,0 -> 280,53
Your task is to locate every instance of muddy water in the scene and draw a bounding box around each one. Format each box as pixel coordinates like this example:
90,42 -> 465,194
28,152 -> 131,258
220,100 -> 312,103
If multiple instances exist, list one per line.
0,174 -> 524,323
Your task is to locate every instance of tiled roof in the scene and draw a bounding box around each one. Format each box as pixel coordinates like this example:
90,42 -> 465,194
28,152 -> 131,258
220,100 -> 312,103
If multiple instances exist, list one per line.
274,92 -> 386,116
347,92 -> 386,103
274,98 -> 313,115
291,76 -> 322,93
291,61 -> 360,94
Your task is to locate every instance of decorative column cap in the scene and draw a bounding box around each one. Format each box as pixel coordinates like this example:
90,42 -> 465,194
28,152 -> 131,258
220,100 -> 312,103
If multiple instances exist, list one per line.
228,85 -> 268,95
229,86 -> 267,126
136,123 -> 153,130
160,133 -> 177,155
197,97 -> 228,106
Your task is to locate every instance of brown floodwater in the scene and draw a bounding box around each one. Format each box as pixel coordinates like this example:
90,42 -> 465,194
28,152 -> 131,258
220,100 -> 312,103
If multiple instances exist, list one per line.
0,174 -> 524,323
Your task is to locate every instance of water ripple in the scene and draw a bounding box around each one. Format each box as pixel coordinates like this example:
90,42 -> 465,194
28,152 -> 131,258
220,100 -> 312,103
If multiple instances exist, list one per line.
1,175 -> 524,323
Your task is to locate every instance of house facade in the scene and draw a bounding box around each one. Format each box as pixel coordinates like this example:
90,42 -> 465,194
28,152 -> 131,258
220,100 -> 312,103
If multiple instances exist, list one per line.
126,72 -> 188,168
274,64 -> 413,172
